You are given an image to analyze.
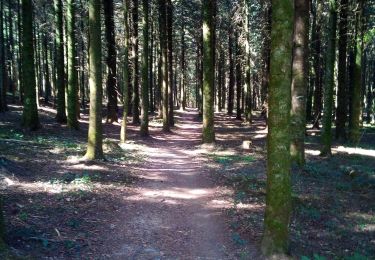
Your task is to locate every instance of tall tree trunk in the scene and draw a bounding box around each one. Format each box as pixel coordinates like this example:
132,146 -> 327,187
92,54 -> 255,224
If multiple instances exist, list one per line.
290,0 -> 309,166
320,0 -> 338,156
167,0 -> 174,126
244,0 -> 252,122
55,0 -> 67,123
202,0 -> 216,143
85,0 -> 103,160
235,31 -> 242,120
21,0 -> 39,130
159,0 -> 169,131
104,0 -> 118,123
140,0 -> 149,135
180,17 -> 186,111
348,0 -> 363,144
312,1 -> 323,129
0,0 -> 6,112
335,0 -> 349,140
132,0 -> 140,124
120,0 -> 130,143
67,0 -> 79,129
261,0 -> 271,108
261,0 -> 293,256
227,30 -> 234,115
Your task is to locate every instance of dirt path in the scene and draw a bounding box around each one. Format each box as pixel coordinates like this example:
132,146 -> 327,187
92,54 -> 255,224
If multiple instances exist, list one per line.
101,109 -> 255,259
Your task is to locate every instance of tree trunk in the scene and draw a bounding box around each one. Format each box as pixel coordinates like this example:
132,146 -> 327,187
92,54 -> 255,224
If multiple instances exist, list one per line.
290,0 -> 309,166
244,0 -> 252,122
132,0 -> 140,124
140,0 -> 149,135
85,0 -> 103,160
348,0 -> 363,144
21,0 -> 39,130
261,0 -> 293,256
320,0 -> 338,156
235,31 -> 242,120
159,0 -> 169,131
335,0 -> 349,140
202,0 -> 216,143
180,18 -> 186,111
0,0 -> 6,112
227,30 -> 234,115
54,0 -> 67,123
120,0 -> 130,143
66,0 -> 79,129
104,0 -> 118,123
167,0 -> 174,126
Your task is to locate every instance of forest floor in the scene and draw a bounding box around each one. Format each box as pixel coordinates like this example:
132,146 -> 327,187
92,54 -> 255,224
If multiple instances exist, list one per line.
0,104 -> 374,259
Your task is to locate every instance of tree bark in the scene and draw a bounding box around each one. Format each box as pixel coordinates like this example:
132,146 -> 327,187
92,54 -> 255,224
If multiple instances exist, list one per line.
202,0 -> 216,143
21,0 -> 40,130
140,0 -> 149,135
85,0 -> 103,160
290,0 -> 309,166
104,0 -> 118,123
261,0 -> 293,256
320,0 -> 338,156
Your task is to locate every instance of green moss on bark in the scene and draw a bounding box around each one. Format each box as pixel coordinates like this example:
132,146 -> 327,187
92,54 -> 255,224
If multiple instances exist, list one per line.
261,0 -> 294,256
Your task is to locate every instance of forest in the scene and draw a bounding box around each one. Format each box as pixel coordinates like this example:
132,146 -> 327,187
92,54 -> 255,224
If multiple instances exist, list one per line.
0,0 -> 374,259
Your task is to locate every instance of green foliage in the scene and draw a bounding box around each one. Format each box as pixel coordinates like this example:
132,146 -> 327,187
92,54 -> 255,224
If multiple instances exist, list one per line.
211,154 -> 255,166
231,232 -> 247,246
301,254 -> 327,260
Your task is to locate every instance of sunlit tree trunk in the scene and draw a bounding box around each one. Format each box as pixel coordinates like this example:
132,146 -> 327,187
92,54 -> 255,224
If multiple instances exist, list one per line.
140,0 -> 149,136
104,0 -> 118,123
202,0 -> 216,143
290,0 -> 309,166
85,0 -> 103,160
320,0 -> 338,156
120,0 -> 130,143
261,0 -> 293,256
21,0 -> 40,130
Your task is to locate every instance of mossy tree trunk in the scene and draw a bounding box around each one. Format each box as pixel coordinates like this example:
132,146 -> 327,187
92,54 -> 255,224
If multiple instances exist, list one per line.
320,0 -> 338,156
66,0 -> 79,129
159,0 -> 169,131
104,0 -> 118,123
290,0 -> 310,166
335,0 -> 349,140
202,0 -> 216,143
54,0 -> 67,123
348,0 -> 363,144
140,0 -> 149,136
261,0 -> 294,256
132,0 -> 140,125
21,0 -> 40,130
120,0 -> 130,143
85,0 -> 103,160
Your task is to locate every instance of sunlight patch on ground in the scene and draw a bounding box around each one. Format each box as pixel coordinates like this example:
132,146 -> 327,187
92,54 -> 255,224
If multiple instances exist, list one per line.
305,149 -> 321,156
252,134 -> 266,139
334,146 -> 375,157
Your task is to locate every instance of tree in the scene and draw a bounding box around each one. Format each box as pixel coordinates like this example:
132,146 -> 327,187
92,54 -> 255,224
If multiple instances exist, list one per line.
159,0 -> 169,131
202,0 -> 216,143
320,0 -> 338,156
66,0 -> 79,129
167,0 -> 174,126
140,0 -> 149,136
227,30 -> 234,115
132,0 -> 140,125
0,0 -> 6,113
104,0 -> 118,123
261,0 -> 294,256
120,0 -> 130,143
21,0 -> 40,130
335,0 -> 349,140
84,0 -> 103,160
348,0 -> 364,144
290,0 -> 310,166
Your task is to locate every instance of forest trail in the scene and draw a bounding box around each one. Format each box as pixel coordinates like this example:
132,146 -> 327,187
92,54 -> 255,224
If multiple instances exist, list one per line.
102,109 -> 253,259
